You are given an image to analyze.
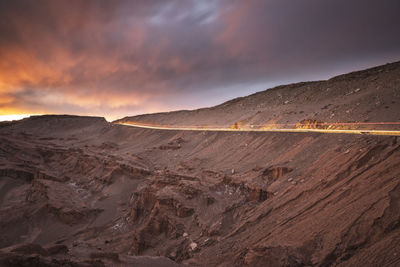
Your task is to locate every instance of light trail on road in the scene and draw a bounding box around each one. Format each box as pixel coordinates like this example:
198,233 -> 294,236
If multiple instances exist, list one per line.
115,122 -> 400,136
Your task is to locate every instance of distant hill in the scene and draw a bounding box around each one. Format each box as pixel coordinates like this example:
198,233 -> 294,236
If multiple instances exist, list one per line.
116,61 -> 400,128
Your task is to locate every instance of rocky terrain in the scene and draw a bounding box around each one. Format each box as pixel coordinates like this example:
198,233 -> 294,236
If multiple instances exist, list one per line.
117,61 -> 400,130
1,61 -> 400,266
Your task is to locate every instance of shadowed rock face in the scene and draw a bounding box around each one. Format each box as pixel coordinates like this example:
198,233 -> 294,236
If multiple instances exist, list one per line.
1,62 -> 400,266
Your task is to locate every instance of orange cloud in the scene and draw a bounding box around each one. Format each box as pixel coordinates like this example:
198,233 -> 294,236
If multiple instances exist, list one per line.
0,0 -> 399,121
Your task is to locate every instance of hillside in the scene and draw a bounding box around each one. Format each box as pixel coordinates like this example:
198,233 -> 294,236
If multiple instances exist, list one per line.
116,61 -> 400,129
1,61 -> 400,266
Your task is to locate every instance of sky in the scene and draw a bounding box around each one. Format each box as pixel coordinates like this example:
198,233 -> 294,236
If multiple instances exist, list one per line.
1,0 -> 400,121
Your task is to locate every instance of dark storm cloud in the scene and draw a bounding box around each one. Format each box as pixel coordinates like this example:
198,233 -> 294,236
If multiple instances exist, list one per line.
0,0 -> 399,120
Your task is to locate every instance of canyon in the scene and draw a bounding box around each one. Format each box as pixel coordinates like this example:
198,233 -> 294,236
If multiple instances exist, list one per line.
1,61 -> 400,266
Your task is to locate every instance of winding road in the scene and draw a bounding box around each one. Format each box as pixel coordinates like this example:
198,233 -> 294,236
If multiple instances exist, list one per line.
115,122 -> 400,136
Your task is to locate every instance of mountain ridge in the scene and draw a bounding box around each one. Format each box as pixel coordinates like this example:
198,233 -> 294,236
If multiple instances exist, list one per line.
115,60 -> 400,128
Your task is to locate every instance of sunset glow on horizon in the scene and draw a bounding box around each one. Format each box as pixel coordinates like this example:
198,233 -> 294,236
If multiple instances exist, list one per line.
0,114 -> 37,122
1,0 -> 399,120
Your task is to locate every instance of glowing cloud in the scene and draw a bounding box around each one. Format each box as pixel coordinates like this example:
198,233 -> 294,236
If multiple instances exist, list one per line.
0,0 -> 399,120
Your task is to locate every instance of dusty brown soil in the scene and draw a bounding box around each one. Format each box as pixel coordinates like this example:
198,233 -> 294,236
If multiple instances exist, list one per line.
1,61 -> 400,266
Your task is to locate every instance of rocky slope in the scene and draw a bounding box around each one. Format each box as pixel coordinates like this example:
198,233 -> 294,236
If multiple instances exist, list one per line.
116,61 -> 400,129
1,61 -> 400,266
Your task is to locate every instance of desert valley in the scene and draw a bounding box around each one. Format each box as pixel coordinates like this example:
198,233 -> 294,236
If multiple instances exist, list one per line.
1,61 -> 400,266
